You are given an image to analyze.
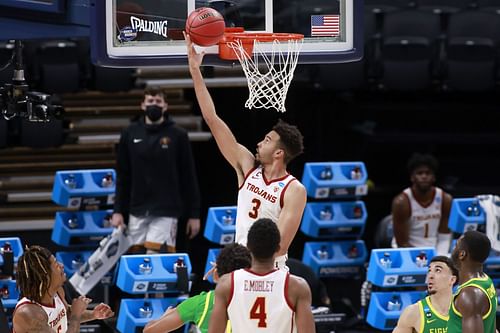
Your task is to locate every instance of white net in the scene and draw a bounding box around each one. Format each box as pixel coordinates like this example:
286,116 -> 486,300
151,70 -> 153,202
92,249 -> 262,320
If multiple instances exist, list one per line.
228,37 -> 303,113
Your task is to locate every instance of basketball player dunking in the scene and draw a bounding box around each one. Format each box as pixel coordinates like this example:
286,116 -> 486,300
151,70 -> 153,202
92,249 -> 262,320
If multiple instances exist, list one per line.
185,32 -> 307,270
208,218 -> 315,333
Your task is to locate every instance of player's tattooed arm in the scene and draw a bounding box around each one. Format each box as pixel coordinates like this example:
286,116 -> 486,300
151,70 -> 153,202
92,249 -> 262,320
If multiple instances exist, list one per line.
13,305 -> 54,333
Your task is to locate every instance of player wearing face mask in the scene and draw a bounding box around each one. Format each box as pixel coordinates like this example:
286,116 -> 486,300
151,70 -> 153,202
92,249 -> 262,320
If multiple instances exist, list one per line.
112,87 -> 201,254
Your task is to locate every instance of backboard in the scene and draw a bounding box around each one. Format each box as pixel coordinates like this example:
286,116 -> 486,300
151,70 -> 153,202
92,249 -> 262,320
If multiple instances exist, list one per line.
90,0 -> 363,67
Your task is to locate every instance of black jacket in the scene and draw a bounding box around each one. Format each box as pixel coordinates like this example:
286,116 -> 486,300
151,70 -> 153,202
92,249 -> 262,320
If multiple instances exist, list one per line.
114,116 -> 201,221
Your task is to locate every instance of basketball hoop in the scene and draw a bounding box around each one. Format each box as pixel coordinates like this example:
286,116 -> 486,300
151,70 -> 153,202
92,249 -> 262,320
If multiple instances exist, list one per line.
219,32 -> 304,113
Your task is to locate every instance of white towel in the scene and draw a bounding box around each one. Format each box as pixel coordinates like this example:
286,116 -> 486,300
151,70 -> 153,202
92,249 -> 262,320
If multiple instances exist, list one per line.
477,194 -> 500,252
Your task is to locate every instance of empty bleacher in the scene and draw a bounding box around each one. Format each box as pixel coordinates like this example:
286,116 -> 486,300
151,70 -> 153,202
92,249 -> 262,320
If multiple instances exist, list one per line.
0,86 -> 213,230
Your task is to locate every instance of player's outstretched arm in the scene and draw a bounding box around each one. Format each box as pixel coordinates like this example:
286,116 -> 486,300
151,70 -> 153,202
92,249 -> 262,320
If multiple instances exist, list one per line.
184,34 -> 255,180
185,32 -> 254,178
144,307 -> 183,333
208,274 -> 231,333
392,303 -> 419,333
290,275 -> 316,333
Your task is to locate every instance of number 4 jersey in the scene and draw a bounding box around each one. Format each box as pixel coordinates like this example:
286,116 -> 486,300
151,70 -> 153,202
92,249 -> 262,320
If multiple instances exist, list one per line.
236,166 -> 297,246
227,268 -> 296,333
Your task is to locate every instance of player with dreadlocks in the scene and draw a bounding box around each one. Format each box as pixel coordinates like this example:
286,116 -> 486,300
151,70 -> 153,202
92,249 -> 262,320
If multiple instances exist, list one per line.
12,245 -> 114,333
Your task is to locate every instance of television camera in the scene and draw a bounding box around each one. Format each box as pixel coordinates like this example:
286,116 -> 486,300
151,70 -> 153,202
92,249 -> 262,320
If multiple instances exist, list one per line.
0,40 -> 64,122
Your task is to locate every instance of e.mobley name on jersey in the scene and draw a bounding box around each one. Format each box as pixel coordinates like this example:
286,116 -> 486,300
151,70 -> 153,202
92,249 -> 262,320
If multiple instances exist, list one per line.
245,183 -> 278,203
130,16 -> 168,38
244,280 -> 275,292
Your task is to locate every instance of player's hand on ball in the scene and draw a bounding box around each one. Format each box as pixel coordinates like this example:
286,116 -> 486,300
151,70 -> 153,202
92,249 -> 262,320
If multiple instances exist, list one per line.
184,32 -> 205,70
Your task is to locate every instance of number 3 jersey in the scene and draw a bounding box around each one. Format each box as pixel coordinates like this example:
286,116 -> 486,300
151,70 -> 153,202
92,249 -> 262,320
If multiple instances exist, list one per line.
236,166 -> 297,246
227,268 -> 296,333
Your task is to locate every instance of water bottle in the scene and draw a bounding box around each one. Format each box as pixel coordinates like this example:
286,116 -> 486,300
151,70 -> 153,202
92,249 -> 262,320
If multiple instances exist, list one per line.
67,215 -> 79,229
0,285 -> 9,299
415,251 -> 428,268
472,203 -> 480,216
102,214 -> 112,228
380,252 -> 392,269
316,245 -> 329,260
222,209 -> 234,225
320,166 -> 333,180
139,301 -> 153,318
71,254 -> 84,271
1,242 -> 13,278
350,166 -> 362,180
387,295 -> 401,311
348,244 -> 358,258
466,201 -> 480,216
64,174 -> 77,189
101,172 -> 114,187
319,206 -> 332,220
139,258 -> 152,275
173,257 -> 185,273
353,205 -> 362,218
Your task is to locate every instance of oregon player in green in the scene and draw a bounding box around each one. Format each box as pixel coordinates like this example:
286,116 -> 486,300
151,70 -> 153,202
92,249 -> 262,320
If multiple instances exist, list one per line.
449,230 -> 497,333
143,243 -> 251,333
393,256 -> 458,333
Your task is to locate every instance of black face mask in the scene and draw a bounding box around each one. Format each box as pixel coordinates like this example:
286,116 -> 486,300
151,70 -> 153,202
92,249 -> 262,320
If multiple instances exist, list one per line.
145,105 -> 163,122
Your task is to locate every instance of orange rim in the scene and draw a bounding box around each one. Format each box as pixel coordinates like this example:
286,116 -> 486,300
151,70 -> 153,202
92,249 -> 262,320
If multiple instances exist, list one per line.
224,27 -> 245,33
218,31 -> 303,60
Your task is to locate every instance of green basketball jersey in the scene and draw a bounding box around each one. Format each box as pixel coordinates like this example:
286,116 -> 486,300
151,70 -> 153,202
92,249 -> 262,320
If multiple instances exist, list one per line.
177,290 -> 215,333
418,296 -> 448,333
448,274 -> 497,333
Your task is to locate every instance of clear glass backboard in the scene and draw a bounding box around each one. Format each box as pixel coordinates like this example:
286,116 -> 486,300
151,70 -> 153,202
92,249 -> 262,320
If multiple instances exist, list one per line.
90,0 -> 363,67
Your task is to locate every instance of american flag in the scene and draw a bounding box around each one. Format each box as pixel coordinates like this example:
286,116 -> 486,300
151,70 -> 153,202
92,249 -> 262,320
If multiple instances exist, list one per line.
311,15 -> 340,37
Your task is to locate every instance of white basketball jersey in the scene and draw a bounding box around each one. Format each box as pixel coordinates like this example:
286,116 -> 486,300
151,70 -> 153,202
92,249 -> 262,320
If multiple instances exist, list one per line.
14,292 -> 68,333
236,166 -> 297,246
227,268 -> 296,333
394,187 -> 443,248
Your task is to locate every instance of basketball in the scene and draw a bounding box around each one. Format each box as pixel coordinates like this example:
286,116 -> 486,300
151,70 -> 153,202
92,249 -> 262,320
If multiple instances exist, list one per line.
185,7 -> 226,46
